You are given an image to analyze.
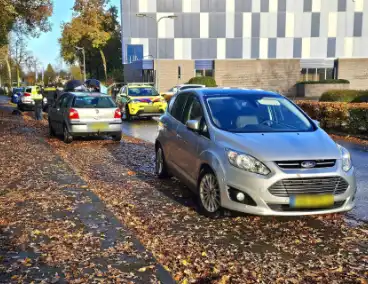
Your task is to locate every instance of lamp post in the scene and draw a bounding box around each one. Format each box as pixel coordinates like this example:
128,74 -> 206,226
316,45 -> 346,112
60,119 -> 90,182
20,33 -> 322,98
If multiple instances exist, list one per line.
136,14 -> 177,91
75,46 -> 86,82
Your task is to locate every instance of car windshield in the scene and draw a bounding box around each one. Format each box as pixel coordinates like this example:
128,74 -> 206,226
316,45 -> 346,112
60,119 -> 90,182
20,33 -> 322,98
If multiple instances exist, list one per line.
205,94 -> 314,133
73,96 -> 116,108
128,87 -> 158,97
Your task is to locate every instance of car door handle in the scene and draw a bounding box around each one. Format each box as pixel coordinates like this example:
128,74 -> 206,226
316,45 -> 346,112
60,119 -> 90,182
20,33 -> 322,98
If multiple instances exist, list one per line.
176,134 -> 187,143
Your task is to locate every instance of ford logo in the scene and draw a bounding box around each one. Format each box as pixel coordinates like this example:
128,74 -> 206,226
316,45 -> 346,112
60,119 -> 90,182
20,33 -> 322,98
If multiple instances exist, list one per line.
301,161 -> 316,168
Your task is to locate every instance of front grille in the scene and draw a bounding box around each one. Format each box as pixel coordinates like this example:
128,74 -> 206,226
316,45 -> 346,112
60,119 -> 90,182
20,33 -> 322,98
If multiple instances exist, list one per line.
268,177 -> 349,197
268,201 -> 346,212
276,160 -> 336,169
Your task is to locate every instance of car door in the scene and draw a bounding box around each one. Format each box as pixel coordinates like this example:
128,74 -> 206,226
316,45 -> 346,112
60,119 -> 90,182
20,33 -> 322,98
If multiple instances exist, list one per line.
175,94 -> 207,186
52,94 -> 69,133
161,93 -> 190,170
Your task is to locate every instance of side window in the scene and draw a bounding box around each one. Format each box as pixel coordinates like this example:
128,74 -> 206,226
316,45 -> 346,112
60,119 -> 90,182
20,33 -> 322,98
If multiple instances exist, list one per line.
170,93 -> 189,121
182,96 -> 204,125
56,95 -> 66,108
61,95 -> 71,108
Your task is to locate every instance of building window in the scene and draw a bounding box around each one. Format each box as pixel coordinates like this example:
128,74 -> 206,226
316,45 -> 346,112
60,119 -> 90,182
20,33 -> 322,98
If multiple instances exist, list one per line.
195,69 -> 214,77
300,68 -> 335,81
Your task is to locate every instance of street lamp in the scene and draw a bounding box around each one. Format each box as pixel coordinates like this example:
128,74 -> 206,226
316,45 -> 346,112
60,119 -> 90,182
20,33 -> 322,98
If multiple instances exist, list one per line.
75,46 -> 86,82
136,13 -> 177,91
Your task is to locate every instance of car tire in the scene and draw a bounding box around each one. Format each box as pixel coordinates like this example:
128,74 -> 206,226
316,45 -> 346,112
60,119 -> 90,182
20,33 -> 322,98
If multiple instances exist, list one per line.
48,119 -> 56,137
198,169 -> 222,219
155,144 -> 170,179
112,132 -> 122,142
63,124 -> 73,144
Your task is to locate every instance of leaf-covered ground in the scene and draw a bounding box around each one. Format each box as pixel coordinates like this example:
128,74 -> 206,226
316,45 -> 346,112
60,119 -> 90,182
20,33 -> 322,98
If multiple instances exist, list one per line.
0,105 -> 172,283
1,99 -> 367,283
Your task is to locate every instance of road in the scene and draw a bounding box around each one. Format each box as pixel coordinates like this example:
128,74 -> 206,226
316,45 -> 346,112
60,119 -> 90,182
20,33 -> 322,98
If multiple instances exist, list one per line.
122,118 -> 368,223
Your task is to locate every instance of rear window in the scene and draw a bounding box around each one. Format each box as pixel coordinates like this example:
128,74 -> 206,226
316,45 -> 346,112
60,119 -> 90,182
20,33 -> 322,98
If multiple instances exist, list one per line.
73,96 -> 116,108
25,88 -> 32,93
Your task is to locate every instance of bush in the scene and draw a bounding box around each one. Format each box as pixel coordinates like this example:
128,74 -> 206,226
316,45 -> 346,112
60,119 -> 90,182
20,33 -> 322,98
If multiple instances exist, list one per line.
319,90 -> 368,103
296,101 -> 368,134
296,79 -> 350,85
188,76 -> 217,87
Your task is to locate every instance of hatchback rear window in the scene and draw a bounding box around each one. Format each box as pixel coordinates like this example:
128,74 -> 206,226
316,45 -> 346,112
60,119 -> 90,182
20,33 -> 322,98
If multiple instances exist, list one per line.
73,96 -> 116,108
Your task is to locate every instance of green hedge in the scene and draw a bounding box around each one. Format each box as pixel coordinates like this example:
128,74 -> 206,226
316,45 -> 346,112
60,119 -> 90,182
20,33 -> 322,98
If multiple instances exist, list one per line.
296,79 -> 350,85
188,76 -> 217,87
319,90 -> 368,103
296,101 -> 368,134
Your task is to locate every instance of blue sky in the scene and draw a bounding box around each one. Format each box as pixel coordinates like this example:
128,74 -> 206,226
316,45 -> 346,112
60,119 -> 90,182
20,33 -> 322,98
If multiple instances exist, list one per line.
28,0 -> 121,70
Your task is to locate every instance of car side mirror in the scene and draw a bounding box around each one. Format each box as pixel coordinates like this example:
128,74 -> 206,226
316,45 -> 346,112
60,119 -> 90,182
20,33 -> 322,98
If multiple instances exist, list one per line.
186,119 -> 200,132
312,119 -> 320,127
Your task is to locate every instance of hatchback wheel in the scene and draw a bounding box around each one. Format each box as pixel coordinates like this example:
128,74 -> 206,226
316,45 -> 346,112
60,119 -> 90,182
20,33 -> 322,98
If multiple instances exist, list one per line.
198,170 -> 222,218
112,132 -> 122,142
63,125 -> 73,144
155,145 -> 170,179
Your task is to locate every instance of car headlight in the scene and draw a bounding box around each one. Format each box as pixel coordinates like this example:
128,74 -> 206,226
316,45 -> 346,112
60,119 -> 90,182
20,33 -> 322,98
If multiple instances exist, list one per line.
337,144 -> 352,172
227,149 -> 270,175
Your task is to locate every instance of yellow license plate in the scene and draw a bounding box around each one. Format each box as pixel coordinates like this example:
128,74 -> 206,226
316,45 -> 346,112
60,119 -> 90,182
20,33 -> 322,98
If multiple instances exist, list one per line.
90,122 -> 108,131
290,194 -> 334,209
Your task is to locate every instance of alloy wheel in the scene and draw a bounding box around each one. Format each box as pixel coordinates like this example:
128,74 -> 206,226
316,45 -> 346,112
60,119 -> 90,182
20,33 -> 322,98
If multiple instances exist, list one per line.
200,174 -> 221,213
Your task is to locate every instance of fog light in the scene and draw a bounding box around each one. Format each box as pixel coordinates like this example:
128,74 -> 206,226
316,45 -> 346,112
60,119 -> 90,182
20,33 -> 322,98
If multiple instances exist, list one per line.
236,192 -> 245,202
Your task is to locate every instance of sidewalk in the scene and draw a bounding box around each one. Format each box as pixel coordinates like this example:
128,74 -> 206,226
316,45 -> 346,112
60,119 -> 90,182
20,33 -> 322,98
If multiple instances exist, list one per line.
0,98 -> 173,283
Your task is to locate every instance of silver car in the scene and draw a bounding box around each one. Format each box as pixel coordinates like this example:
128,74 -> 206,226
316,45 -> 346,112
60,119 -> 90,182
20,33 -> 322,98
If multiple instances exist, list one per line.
155,88 -> 356,217
48,92 -> 122,143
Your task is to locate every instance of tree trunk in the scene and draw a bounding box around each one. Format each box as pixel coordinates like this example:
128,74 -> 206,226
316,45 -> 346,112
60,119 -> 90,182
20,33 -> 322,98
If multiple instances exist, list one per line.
16,65 -> 20,87
5,58 -> 11,88
99,49 -> 107,82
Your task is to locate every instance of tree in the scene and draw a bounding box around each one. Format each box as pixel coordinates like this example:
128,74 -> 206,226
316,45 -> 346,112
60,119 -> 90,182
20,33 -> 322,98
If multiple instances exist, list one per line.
0,0 -> 53,46
59,0 -> 114,81
9,33 -> 32,86
44,63 -> 56,85
70,65 -> 83,80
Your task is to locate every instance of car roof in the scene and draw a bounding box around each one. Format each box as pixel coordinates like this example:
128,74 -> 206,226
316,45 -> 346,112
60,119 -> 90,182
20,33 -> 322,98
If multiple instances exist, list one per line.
127,84 -> 153,88
178,84 -> 205,87
192,88 -> 281,98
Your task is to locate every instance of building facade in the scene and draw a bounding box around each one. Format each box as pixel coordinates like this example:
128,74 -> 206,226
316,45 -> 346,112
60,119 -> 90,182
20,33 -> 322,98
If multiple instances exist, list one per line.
121,0 -> 368,94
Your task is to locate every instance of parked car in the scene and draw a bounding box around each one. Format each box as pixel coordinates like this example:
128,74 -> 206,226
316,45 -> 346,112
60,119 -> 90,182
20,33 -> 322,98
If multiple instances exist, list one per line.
18,86 -> 43,111
155,88 -> 356,217
48,92 -> 122,143
161,84 -> 206,102
42,87 -> 58,112
116,83 -> 167,120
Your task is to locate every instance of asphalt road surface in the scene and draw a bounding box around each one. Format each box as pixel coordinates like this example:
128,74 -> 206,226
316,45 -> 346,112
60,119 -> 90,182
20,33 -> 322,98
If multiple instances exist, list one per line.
121,118 -> 368,223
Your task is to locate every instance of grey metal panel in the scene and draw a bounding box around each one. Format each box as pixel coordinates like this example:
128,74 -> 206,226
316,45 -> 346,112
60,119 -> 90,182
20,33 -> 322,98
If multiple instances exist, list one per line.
226,38 -> 243,58
260,0 -> 269,12
327,38 -> 336,58
353,12 -> 363,37
209,13 -> 226,38
210,0 -> 226,12
149,39 -> 157,59
304,0 -> 312,12
293,38 -> 302,58
157,0 -> 181,12
268,38 -> 277,58
278,0 -> 286,12
311,13 -> 320,37
300,59 -> 335,68
158,39 -> 174,59
252,13 -> 261,38
130,0 -> 138,13
176,13 -> 200,38
338,0 -> 346,12
302,13 -> 312,37
251,38 -> 260,58
192,39 -> 217,59
200,0 -> 210,12
234,13 -> 243,38
235,0 -> 252,12
277,13 -> 286,37
147,13 -> 157,38
129,16 -> 138,37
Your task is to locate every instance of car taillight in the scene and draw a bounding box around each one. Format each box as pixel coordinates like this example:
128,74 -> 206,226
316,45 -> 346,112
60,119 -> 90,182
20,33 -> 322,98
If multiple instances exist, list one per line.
69,108 -> 80,120
24,93 -> 31,97
114,108 -> 122,119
